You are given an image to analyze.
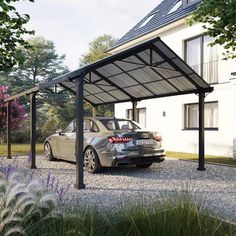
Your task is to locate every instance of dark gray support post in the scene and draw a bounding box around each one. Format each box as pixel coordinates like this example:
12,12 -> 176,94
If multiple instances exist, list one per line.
132,101 -> 137,122
75,76 -> 86,189
30,93 -> 37,169
7,101 -> 12,159
92,106 -> 96,118
198,92 -> 206,171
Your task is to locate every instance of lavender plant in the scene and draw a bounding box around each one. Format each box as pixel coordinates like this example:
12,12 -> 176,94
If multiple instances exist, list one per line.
44,172 -> 70,201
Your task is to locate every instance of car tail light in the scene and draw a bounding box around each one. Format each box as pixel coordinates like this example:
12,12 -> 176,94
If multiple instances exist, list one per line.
108,136 -> 133,144
153,135 -> 162,142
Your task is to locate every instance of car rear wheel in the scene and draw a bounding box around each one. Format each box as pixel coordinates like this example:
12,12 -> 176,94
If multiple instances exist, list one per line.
136,163 -> 152,168
44,142 -> 55,161
84,147 -> 102,174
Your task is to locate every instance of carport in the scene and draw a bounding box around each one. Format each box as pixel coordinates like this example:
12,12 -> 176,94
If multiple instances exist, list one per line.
5,37 -> 213,189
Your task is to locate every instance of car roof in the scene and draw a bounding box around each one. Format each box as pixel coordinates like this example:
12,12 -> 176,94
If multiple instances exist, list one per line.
72,117 -> 131,122
84,117 -> 130,120
94,117 -> 131,121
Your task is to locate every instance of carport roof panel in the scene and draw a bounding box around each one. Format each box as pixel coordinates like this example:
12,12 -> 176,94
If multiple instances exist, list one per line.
5,37 -> 213,104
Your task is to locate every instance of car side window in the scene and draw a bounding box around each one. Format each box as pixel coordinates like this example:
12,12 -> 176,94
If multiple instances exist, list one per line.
117,120 -> 140,130
83,119 -> 99,132
101,120 -> 116,130
63,121 -> 75,133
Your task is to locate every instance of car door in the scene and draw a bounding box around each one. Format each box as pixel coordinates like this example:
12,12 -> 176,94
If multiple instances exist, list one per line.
57,120 -> 76,160
83,119 -> 101,147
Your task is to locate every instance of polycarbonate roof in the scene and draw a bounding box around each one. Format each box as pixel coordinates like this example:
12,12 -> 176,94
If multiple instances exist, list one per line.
5,37 -> 213,105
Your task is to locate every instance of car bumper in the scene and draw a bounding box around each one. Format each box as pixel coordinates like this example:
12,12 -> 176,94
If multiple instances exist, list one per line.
111,154 -> 165,167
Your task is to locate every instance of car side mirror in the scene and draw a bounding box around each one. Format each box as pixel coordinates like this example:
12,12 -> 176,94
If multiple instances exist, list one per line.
56,129 -> 62,135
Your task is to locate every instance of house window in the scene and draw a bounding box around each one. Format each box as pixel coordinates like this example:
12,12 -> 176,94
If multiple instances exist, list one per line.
185,35 -> 218,84
187,0 -> 200,3
167,0 -> 182,14
127,108 -> 146,127
139,13 -> 156,28
184,0 -> 201,6
184,102 -> 218,130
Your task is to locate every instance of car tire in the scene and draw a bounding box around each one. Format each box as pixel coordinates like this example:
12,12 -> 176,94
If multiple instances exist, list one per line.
44,142 -> 55,161
136,163 -> 152,168
84,147 -> 103,174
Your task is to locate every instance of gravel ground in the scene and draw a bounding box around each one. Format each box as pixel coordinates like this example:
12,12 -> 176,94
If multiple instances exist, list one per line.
0,155 -> 235,222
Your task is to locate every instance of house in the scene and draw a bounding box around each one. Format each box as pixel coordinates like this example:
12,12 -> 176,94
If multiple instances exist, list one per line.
107,0 -> 236,156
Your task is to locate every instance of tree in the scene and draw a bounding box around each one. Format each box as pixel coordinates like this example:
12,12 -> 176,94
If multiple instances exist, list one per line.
9,36 -> 69,87
79,34 -> 117,117
0,86 -> 25,139
79,34 -> 117,67
188,0 -> 236,60
0,37 -> 72,142
2,36 -> 70,107
0,0 -> 34,72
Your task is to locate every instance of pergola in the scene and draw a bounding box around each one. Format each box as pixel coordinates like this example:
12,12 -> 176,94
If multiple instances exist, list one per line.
5,37 -> 213,189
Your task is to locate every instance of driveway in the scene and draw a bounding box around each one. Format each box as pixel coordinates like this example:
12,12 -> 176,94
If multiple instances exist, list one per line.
0,156 -> 235,223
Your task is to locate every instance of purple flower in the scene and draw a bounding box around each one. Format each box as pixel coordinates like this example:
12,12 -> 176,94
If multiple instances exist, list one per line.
42,172 -> 70,200
4,164 -> 15,180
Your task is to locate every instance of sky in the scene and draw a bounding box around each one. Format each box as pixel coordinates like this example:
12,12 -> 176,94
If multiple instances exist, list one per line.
16,0 -> 161,70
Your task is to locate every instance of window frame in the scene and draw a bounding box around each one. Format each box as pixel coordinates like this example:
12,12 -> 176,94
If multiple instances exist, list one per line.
62,120 -> 76,133
183,101 -> 218,131
127,107 -> 147,127
83,119 -> 100,133
184,35 -> 218,85
183,0 -> 202,7
187,0 -> 201,5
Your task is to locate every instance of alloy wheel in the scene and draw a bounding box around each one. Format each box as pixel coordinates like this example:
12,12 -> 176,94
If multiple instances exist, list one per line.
84,148 -> 96,171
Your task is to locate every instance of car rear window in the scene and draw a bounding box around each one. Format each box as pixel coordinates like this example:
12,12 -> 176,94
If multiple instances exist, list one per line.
100,119 -> 140,130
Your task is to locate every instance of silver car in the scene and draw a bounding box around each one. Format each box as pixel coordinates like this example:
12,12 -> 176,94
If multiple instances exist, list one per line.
44,117 -> 165,173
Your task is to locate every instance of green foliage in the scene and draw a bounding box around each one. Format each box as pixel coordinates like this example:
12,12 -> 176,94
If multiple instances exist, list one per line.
79,34 -> 117,117
39,101 -> 76,137
0,36 -> 72,142
34,192 -> 236,236
187,0 -> 236,60
0,0 -> 34,72
79,34 -> 117,67
6,36 -> 69,89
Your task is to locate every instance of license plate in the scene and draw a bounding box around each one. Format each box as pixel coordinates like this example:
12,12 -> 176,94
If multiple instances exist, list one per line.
136,139 -> 155,145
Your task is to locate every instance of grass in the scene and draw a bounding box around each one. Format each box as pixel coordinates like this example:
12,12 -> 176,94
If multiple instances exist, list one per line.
166,151 -> 236,166
0,143 -> 44,156
35,193 -> 236,236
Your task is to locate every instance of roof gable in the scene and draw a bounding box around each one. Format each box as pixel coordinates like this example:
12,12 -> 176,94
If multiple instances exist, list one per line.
110,0 -> 201,51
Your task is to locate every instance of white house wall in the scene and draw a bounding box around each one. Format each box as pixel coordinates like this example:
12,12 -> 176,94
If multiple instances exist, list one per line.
115,22 -> 236,156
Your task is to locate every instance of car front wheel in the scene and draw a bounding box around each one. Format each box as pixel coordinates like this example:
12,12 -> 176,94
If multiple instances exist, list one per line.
84,147 -> 102,174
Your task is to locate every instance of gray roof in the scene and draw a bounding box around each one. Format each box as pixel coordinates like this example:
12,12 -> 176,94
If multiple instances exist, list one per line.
110,0 -> 200,51
6,37 -> 213,105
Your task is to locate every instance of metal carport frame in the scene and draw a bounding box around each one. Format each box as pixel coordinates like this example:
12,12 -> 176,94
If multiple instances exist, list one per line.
5,37 -> 213,189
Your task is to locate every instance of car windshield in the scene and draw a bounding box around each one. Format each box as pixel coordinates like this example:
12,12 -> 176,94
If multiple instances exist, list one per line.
100,119 -> 141,130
